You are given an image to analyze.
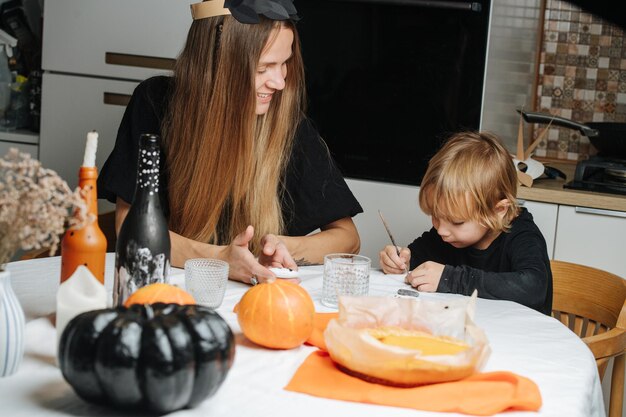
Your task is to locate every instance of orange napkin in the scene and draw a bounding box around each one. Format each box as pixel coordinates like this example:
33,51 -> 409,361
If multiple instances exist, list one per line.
285,351 -> 542,416
305,312 -> 338,351
296,312 -> 542,415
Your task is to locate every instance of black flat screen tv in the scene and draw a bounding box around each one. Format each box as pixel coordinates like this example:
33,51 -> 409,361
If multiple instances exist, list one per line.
296,0 -> 491,185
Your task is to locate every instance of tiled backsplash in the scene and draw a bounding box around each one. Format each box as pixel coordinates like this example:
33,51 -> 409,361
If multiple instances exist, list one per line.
534,0 -> 626,160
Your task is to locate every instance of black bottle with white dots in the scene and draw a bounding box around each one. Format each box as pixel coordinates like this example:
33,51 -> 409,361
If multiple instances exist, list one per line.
113,133 -> 171,306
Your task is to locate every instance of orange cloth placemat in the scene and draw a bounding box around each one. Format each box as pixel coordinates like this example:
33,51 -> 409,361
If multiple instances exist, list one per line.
305,312 -> 338,351
296,312 -> 541,415
285,351 -> 541,416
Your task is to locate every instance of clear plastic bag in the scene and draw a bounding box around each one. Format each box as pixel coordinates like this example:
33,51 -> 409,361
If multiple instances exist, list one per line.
324,291 -> 490,386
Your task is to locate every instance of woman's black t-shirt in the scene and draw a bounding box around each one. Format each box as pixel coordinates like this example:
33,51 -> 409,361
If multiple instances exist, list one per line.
98,76 -> 363,237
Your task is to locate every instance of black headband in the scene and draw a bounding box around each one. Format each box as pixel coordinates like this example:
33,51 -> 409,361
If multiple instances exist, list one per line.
191,0 -> 299,24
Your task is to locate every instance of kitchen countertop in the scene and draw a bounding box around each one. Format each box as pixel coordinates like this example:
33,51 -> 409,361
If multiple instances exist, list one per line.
516,162 -> 626,212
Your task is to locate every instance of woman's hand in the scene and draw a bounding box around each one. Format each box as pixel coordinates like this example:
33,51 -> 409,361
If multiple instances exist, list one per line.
379,245 -> 411,274
405,261 -> 444,292
258,234 -> 300,283
258,234 -> 298,270
220,225 -> 276,285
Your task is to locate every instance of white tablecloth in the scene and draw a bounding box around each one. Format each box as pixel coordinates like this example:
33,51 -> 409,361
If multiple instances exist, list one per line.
2,254 -> 605,417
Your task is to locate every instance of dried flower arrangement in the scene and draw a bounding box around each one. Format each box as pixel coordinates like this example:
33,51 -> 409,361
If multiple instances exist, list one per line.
0,148 -> 89,270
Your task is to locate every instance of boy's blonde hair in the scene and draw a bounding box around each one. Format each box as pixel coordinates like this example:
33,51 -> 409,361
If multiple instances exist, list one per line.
419,131 -> 520,232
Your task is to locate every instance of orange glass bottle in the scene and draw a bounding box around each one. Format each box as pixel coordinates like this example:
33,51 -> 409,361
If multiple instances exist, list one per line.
60,131 -> 107,283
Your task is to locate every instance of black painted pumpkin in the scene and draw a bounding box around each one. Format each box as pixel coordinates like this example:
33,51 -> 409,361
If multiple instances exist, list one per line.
58,303 -> 235,414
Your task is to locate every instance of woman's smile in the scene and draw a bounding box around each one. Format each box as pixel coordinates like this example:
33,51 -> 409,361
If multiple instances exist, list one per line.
257,92 -> 273,103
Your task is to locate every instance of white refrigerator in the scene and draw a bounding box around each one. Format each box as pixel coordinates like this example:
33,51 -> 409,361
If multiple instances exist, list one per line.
39,0 -> 191,211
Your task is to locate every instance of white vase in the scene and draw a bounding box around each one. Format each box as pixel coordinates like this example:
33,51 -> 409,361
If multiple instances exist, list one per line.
0,269 -> 25,377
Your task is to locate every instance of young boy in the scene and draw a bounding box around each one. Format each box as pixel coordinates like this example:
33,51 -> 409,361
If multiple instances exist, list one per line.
380,131 -> 553,315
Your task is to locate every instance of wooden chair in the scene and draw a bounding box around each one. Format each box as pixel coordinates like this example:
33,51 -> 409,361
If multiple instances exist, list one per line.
20,211 -> 117,260
550,260 -> 626,417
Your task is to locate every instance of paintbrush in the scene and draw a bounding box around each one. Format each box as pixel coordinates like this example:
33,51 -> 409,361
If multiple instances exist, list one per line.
377,210 -> 409,275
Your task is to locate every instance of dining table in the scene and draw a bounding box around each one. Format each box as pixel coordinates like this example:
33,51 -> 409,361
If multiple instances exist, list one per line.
1,253 -> 605,417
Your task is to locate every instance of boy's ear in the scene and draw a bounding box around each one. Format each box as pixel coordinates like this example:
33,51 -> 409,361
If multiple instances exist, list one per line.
495,199 -> 510,218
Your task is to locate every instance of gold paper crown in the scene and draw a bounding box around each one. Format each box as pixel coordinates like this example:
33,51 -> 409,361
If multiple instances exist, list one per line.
190,1 -> 231,20
191,0 -> 298,23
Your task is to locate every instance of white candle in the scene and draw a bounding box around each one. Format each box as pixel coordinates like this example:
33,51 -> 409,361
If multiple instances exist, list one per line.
56,265 -> 107,345
82,130 -> 99,167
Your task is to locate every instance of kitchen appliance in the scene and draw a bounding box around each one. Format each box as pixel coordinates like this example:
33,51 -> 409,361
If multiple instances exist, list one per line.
520,110 -> 626,195
296,0 -> 491,185
0,0 -> 40,74
565,156 -> 626,195
520,110 -> 626,159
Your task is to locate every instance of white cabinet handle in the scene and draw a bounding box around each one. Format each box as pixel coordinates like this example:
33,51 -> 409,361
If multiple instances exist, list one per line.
575,206 -> 626,219
105,52 -> 175,71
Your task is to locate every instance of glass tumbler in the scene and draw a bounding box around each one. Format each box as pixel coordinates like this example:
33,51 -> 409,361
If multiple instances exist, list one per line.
321,253 -> 370,308
184,258 -> 229,309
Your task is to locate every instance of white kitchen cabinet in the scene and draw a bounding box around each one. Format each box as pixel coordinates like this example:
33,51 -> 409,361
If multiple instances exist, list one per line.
346,178 -> 432,263
517,200 -> 558,259
42,0 -> 191,80
554,205 -> 626,278
39,72 -> 139,211
0,130 -> 39,158
0,138 -> 38,158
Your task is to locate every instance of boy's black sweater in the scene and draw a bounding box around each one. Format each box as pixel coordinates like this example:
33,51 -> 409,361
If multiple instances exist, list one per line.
408,208 -> 553,315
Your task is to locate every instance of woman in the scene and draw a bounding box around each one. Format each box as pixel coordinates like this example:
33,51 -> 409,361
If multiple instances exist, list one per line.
98,0 -> 362,284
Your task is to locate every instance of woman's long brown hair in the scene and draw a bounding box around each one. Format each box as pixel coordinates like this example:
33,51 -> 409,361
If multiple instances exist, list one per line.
163,16 -> 305,254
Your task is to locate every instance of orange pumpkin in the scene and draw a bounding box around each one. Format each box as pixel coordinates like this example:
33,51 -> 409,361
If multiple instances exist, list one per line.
124,283 -> 195,307
235,280 -> 314,349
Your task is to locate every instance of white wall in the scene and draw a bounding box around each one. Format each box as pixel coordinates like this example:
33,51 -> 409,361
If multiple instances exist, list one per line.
346,178 -> 432,265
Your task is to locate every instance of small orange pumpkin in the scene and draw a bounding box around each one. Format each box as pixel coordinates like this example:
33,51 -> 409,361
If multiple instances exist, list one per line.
124,283 -> 195,307
235,280 -> 314,349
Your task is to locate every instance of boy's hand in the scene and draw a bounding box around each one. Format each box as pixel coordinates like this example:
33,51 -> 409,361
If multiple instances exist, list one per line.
379,245 -> 411,274
405,261 -> 444,292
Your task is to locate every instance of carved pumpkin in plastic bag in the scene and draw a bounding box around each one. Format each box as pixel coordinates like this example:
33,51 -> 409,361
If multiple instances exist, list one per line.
324,292 -> 490,386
